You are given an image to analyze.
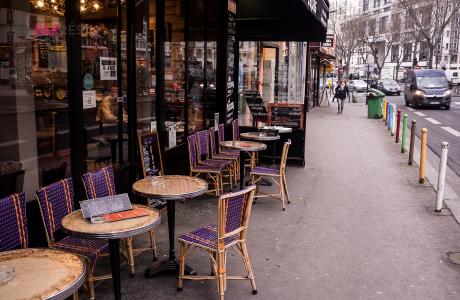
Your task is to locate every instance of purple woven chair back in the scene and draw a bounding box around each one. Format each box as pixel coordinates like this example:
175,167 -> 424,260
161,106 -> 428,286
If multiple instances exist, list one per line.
196,130 -> 210,159
208,128 -> 218,156
232,120 -> 239,141
218,124 -> 225,144
187,134 -> 198,168
0,193 -> 27,251
82,166 -> 116,199
217,185 -> 256,248
36,179 -> 74,243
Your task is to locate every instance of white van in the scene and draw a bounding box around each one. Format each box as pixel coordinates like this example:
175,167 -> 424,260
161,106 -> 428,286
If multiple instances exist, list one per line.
445,70 -> 459,85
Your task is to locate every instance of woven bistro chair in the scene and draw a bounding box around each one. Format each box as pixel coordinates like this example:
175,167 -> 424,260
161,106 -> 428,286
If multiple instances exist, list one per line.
188,134 -> 225,195
36,179 -> 109,300
209,128 -> 240,184
195,130 -> 234,189
250,140 -> 291,210
0,193 -> 27,251
231,119 -> 240,141
218,124 -> 240,155
177,185 -> 258,300
82,166 -> 158,277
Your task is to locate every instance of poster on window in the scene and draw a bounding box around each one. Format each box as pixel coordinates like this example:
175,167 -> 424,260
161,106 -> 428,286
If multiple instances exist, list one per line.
83,90 -> 97,109
100,57 -> 117,80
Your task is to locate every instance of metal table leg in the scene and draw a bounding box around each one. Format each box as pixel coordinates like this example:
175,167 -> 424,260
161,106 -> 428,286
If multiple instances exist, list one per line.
109,239 -> 121,300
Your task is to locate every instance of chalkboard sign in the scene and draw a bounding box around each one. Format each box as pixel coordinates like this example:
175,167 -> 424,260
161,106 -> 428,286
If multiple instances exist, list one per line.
137,132 -> 164,178
268,103 -> 304,129
225,2 -> 237,125
243,90 -> 267,122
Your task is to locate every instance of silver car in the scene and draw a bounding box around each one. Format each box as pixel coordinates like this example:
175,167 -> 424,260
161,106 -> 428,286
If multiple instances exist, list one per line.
348,79 -> 367,92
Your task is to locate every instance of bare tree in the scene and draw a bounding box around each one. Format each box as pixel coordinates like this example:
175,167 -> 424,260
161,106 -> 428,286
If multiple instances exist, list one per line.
358,15 -> 394,79
334,17 -> 362,77
395,0 -> 460,68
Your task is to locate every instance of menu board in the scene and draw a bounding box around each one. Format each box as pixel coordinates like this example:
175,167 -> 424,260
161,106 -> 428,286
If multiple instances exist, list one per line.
243,90 -> 267,122
80,193 -> 132,219
268,103 -> 304,129
38,41 -> 49,68
225,2 -> 236,125
137,132 -> 164,178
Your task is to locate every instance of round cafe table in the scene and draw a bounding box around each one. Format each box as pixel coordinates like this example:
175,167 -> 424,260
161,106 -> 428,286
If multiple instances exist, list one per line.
0,248 -> 86,300
62,205 -> 160,300
260,125 -> 293,133
220,140 -> 267,189
132,175 -> 208,277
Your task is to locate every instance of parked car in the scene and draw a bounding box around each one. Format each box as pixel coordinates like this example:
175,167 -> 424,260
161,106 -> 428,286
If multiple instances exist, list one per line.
364,79 -> 378,89
445,70 -> 459,85
377,79 -> 401,95
348,79 -> 368,92
404,69 -> 451,109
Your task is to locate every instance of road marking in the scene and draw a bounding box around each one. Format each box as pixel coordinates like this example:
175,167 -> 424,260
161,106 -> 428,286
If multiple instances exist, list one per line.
414,112 -> 426,117
406,107 -> 415,111
441,127 -> 460,137
425,117 -> 442,125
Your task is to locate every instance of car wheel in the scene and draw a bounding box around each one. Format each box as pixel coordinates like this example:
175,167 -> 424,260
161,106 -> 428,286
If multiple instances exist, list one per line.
397,92 -> 401,96
445,104 -> 450,110
404,96 -> 409,106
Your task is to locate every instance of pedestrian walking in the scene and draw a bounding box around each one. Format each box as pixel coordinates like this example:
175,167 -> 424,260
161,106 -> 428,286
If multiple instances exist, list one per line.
332,80 -> 340,102
335,79 -> 348,114
345,80 -> 351,103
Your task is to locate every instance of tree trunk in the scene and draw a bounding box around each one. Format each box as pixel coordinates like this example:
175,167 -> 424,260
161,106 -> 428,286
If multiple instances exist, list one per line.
428,45 -> 435,69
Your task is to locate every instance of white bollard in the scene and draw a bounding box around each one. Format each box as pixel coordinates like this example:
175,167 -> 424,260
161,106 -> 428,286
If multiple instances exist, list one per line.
435,142 -> 449,212
391,104 -> 397,136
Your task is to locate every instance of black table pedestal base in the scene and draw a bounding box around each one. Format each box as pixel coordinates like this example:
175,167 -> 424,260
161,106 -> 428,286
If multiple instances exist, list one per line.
144,259 -> 196,277
109,239 -> 121,300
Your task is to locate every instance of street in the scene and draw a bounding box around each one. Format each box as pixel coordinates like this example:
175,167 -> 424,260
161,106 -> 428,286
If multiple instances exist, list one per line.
345,91 -> 460,198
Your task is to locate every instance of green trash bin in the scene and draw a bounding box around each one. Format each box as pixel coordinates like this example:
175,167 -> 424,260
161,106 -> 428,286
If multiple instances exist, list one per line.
367,88 -> 385,119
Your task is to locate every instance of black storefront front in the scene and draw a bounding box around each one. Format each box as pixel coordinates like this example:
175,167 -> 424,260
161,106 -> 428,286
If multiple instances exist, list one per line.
0,0 -> 328,247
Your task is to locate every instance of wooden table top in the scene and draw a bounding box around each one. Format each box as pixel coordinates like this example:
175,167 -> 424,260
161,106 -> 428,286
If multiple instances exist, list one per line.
62,205 -> 161,239
240,132 -> 280,141
132,175 -> 208,200
0,248 -> 86,300
220,140 -> 267,152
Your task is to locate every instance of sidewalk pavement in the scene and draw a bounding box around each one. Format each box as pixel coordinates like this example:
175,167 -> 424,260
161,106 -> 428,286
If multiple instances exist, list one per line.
94,101 -> 460,299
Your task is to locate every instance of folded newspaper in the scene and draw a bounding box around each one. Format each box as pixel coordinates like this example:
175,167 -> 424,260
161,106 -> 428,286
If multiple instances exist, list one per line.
80,193 -> 134,222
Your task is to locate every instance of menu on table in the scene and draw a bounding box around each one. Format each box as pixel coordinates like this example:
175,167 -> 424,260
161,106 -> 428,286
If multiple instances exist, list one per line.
80,193 -> 132,219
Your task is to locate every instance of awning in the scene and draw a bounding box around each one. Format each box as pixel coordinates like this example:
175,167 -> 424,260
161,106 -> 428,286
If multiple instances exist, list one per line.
237,0 -> 329,42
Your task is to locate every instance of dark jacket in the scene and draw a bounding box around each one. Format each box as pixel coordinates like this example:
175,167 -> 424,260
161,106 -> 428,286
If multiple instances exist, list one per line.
335,85 -> 349,100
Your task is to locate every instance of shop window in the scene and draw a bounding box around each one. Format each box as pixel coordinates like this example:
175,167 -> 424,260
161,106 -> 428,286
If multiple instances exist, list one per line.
164,0 -> 185,149
0,3 -> 71,200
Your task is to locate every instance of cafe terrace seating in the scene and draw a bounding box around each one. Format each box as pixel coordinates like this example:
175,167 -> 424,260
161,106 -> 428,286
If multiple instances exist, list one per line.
187,135 -> 225,195
208,127 -> 240,183
36,179 -> 109,300
195,130 -> 234,188
0,193 -> 27,251
177,185 -> 258,300
218,124 -> 239,155
82,166 -> 158,276
250,140 -> 292,210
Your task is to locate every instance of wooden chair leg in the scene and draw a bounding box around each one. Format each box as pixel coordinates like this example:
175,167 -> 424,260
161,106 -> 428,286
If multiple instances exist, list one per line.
283,173 -> 290,204
280,177 -> 286,211
126,237 -> 135,276
217,251 -> 226,300
86,260 -> 95,300
73,291 -> 79,300
149,230 -> 158,260
241,242 -> 257,294
178,242 -> 185,291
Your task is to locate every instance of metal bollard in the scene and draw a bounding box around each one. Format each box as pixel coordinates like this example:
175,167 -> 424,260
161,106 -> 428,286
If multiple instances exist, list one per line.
391,105 -> 397,136
396,110 -> 401,143
401,114 -> 408,153
408,120 -> 416,165
435,142 -> 449,212
387,104 -> 391,130
419,128 -> 428,184
383,101 -> 387,123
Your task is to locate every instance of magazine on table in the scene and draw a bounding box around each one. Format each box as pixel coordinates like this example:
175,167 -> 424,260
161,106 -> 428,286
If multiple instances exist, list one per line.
80,193 -> 149,223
